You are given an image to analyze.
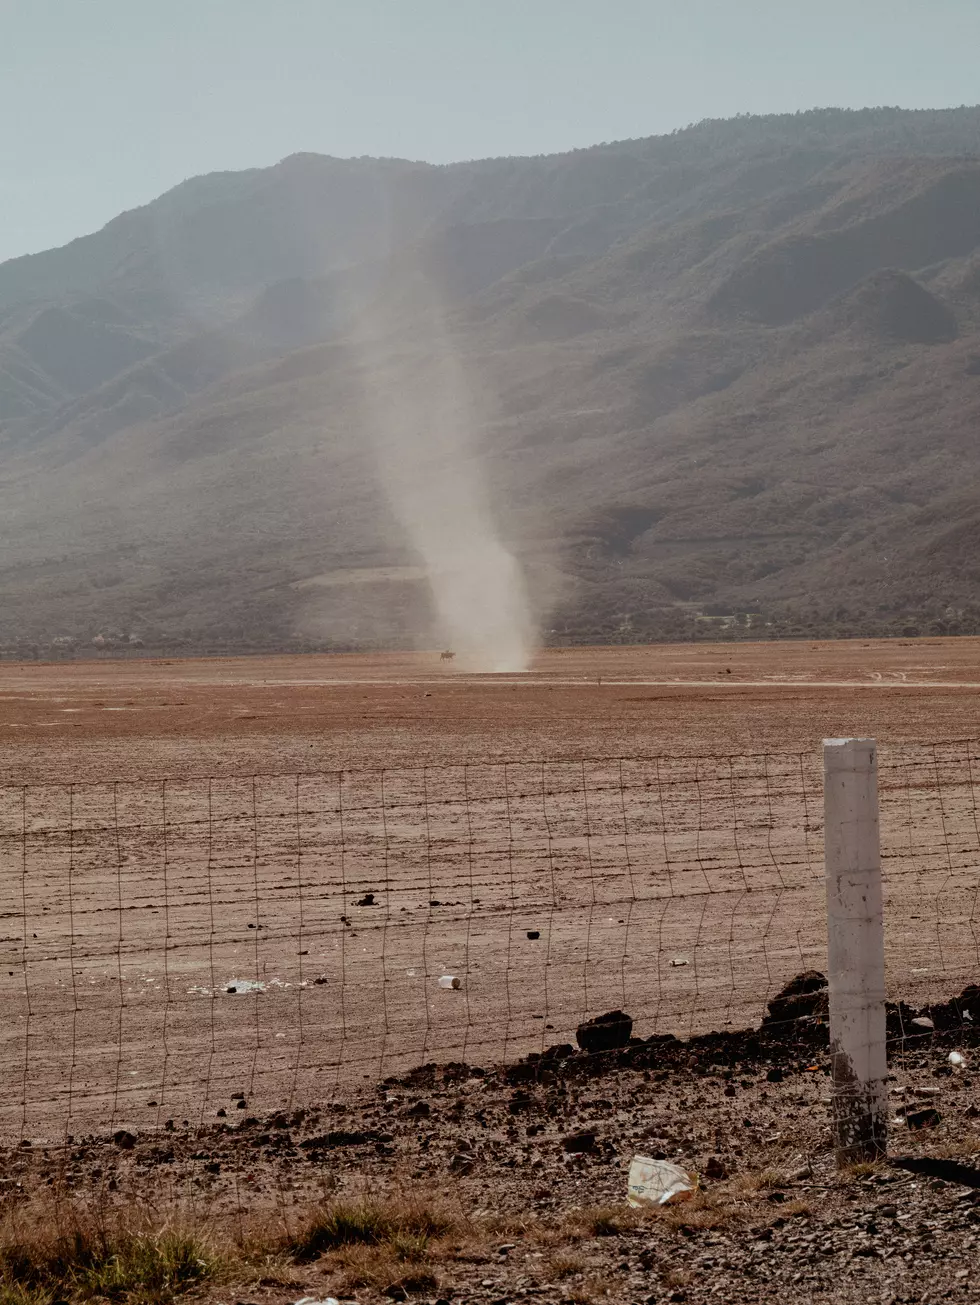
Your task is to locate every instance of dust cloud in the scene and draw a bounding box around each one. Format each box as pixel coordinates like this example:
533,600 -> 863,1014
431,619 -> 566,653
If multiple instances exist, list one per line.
356,291 -> 534,672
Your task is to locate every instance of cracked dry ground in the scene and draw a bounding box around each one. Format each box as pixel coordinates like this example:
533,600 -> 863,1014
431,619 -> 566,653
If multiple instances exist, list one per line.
3,1016 -> 980,1305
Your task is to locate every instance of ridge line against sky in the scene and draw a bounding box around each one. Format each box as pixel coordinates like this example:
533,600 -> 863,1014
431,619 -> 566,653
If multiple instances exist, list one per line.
2,0 -> 980,264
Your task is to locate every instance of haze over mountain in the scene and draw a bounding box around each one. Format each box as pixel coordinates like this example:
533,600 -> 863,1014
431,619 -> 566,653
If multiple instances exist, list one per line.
3,105 -> 980,653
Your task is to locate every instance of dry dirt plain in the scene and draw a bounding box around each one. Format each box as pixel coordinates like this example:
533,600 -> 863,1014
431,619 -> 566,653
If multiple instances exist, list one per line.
0,639 -> 977,1144
0,638 -> 978,782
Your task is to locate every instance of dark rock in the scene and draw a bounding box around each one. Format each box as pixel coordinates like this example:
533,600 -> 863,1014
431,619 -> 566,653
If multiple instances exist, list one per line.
112,1130 -> 136,1150
576,1009 -> 633,1054
384,1274 -> 436,1299
562,1130 -> 597,1153
527,931 -> 540,940
357,892 -> 377,906
767,1066 -> 784,1083
906,1107 -> 942,1130
763,971 -> 828,1026
404,1101 -> 431,1119
705,1155 -> 729,1180
542,1043 -> 576,1062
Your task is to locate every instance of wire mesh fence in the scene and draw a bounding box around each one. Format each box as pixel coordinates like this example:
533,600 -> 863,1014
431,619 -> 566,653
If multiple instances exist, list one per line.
879,739 -> 980,1048
0,740 -> 976,1142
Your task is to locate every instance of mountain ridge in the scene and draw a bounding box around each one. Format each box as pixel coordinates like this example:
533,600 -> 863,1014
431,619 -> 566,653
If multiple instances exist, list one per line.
2,106 -> 980,652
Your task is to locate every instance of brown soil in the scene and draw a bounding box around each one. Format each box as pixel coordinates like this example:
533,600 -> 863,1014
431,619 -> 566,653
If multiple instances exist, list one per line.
3,1017 -> 979,1305
0,640 -> 976,1153
1,637 -> 977,783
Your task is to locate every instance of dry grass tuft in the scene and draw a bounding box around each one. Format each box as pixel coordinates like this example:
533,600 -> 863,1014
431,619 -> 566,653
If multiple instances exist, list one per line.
545,1249 -> 588,1280
565,1206 -> 640,1239
0,1199 -> 218,1305
290,1193 -> 457,1261
565,1274 -> 622,1304
285,1191 -> 462,1295
663,1266 -> 694,1289
842,1160 -> 881,1179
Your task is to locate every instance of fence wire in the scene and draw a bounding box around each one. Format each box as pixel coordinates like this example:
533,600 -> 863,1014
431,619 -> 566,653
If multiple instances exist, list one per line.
0,742 -> 976,1141
879,739 -> 980,1049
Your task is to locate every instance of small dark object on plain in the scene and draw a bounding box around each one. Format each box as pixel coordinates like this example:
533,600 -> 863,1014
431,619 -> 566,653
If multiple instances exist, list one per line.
313,975 -> 328,985
357,892 -> 377,906
576,1009 -> 633,1053
247,923 -> 256,929
527,930 -> 540,940
562,1130 -> 597,1153
767,1067 -> 784,1083
113,1130 -> 136,1150
763,971 -> 828,1026
705,1155 -> 729,1180
906,1107 -> 941,1130
216,1108 -> 226,1118
226,986 -> 237,993
236,1099 -> 247,1109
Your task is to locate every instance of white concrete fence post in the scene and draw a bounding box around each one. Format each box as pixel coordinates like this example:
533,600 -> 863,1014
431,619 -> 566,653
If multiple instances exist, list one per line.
823,737 -> 888,1165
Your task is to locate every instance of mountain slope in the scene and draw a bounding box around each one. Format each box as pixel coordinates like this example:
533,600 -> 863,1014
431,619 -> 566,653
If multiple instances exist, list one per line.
3,107 -> 980,650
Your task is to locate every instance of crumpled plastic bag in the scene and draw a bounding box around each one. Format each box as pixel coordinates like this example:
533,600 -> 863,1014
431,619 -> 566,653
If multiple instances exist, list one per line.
627,1155 -> 697,1207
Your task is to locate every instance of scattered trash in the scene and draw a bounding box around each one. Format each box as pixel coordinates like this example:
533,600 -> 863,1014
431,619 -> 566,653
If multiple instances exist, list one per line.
906,1107 -> 942,1131
669,958 -> 689,967
627,1155 -> 697,1207
438,975 -> 461,989
911,1016 -> 935,1031
225,978 -> 265,995
965,1009 -> 974,1022
576,1009 -> 633,1053
294,1297 -> 341,1305
949,1051 -> 966,1069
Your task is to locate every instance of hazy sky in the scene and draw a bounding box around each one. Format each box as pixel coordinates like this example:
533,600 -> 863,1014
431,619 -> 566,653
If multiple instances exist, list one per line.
2,0 -> 979,264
